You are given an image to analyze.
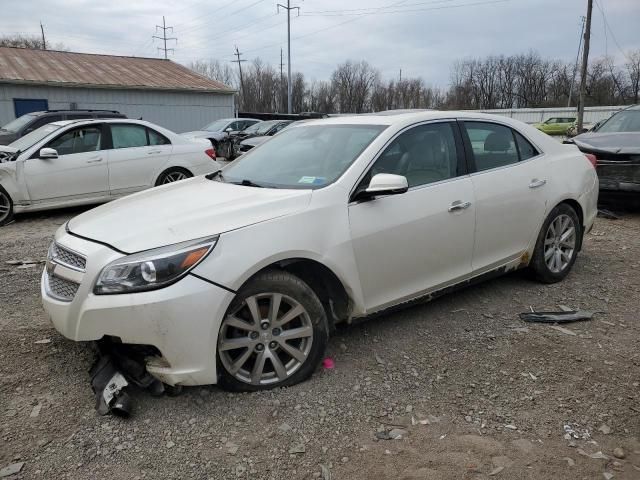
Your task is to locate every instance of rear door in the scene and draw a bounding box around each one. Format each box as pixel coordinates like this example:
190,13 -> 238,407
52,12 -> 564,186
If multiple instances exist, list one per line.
106,123 -> 172,195
23,124 -> 109,201
348,121 -> 476,311
461,121 -> 548,273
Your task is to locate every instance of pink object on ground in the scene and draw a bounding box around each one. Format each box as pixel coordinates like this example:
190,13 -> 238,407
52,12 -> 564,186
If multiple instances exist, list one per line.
322,358 -> 335,369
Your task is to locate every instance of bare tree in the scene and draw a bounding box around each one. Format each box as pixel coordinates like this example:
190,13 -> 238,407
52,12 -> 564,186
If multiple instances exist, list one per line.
188,59 -> 235,87
0,34 -> 68,51
625,50 -> 640,104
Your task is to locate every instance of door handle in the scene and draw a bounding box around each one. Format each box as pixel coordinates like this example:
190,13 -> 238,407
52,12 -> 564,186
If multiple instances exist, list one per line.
448,200 -> 472,212
147,150 -> 162,155
86,157 -> 103,163
529,178 -> 547,188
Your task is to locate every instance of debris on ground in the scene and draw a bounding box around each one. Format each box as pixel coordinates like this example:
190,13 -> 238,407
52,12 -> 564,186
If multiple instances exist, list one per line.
375,428 -> 408,440
322,357 -> 335,369
520,310 -> 598,324
564,424 -> 591,440
34,338 -> 51,344
597,209 -> 621,220
613,447 -> 625,459
598,424 -> 612,435
0,462 -> 24,478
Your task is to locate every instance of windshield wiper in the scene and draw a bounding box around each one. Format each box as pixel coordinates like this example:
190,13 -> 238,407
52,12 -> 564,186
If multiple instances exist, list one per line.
205,169 -> 225,181
229,179 -> 266,188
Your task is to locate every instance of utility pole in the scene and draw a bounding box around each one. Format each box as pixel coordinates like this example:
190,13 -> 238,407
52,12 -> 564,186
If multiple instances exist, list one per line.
277,1 -> 300,113
40,22 -> 46,50
577,0 -> 593,132
280,48 -> 285,112
232,46 -> 247,111
399,68 -> 402,82
568,16 -> 586,107
153,16 -> 176,59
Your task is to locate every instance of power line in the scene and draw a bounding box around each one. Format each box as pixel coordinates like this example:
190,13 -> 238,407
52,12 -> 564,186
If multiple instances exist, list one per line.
301,0 -> 509,17
568,16 -> 586,107
153,16 -> 177,59
304,0 -> 455,15
593,0 -> 630,62
277,0 -> 300,113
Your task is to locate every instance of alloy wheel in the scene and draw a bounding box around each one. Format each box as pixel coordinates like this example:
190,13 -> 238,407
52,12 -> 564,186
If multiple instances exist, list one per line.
162,171 -> 188,184
218,293 -> 314,386
0,191 -> 10,223
543,214 -> 576,273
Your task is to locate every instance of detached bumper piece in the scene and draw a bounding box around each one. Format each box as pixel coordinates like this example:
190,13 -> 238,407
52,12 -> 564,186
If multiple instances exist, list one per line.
89,339 -> 168,417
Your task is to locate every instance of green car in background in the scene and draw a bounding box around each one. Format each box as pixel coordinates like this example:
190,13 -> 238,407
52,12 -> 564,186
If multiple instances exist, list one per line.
532,117 -> 577,136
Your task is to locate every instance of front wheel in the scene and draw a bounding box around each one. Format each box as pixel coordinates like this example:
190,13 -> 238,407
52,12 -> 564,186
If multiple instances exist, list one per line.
0,186 -> 14,226
529,203 -> 581,283
217,270 -> 329,392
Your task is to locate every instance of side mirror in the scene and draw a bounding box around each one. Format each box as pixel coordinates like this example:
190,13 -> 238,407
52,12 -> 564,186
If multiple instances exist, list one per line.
354,173 -> 408,201
225,127 -> 233,133
39,148 -> 58,159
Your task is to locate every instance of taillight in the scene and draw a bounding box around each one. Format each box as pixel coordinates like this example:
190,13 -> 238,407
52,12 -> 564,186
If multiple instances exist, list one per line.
205,147 -> 217,160
584,153 -> 597,168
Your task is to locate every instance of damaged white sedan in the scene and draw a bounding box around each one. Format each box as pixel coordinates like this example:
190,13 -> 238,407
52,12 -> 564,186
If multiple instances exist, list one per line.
42,111 -> 598,392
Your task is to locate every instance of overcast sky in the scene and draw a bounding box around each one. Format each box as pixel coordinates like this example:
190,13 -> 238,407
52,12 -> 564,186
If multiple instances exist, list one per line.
2,0 -> 639,86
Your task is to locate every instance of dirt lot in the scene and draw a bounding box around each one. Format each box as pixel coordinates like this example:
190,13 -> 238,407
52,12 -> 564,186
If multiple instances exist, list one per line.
1,207 -> 639,480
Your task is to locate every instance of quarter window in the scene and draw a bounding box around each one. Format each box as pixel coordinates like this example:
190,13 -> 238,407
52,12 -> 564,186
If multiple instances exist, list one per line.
148,128 -> 170,145
47,126 -> 102,155
364,122 -> 461,189
111,124 -> 147,149
514,131 -> 538,160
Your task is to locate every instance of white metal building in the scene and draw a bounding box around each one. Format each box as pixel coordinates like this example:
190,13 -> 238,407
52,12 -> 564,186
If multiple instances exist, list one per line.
0,47 -> 235,133
476,105 -> 628,124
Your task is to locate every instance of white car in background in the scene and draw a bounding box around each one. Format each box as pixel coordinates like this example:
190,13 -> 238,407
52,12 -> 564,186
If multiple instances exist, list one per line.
42,111 -> 598,392
0,119 -> 221,225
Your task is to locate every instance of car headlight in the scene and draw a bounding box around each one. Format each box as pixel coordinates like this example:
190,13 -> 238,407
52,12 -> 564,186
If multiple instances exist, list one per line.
94,236 -> 218,294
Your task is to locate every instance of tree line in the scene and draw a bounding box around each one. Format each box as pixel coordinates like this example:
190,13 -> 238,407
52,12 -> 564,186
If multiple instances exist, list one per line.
190,50 -> 640,114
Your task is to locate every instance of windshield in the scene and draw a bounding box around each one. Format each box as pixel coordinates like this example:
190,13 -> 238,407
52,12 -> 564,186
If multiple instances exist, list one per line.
596,111 -> 640,133
1,114 -> 37,133
202,119 -> 231,132
222,124 -> 387,189
244,121 -> 279,135
9,124 -> 63,151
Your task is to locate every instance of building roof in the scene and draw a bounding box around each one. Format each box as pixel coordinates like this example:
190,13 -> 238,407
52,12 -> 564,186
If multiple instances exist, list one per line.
0,47 -> 234,94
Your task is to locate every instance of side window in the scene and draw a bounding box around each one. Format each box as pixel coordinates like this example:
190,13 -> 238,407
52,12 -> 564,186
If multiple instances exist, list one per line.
514,131 -> 539,161
363,122 -> 461,189
47,126 -> 102,155
228,121 -> 241,131
463,122 -> 518,172
111,124 -> 147,149
148,128 -> 171,146
273,122 -> 289,133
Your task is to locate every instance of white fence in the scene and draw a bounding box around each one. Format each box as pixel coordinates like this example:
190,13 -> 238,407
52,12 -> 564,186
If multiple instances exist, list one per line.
474,105 -> 629,124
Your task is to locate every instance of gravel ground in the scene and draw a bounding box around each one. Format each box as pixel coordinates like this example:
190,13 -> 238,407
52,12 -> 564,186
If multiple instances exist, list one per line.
1,207 -> 639,480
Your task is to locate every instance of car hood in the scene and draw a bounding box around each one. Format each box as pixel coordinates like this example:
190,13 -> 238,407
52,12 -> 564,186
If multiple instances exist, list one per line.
0,144 -> 18,153
571,132 -> 640,155
67,176 -> 313,252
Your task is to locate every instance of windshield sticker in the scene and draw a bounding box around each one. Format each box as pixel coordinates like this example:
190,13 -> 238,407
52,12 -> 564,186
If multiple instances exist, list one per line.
298,176 -> 326,185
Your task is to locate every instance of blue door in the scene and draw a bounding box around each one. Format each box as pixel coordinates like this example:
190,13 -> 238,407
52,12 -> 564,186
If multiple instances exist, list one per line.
13,98 -> 49,118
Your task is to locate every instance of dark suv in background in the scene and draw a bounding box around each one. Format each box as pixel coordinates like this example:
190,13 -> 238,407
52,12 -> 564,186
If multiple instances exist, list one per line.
0,110 -> 126,145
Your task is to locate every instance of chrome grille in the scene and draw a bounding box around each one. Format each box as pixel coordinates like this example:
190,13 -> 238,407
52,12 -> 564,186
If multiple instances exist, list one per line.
46,275 -> 80,302
51,243 -> 86,271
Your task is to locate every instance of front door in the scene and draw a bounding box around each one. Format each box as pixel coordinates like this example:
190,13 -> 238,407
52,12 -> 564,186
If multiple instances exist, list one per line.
348,121 -> 476,312
106,123 -> 172,195
23,124 -> 109,202
460,121 -> 549,273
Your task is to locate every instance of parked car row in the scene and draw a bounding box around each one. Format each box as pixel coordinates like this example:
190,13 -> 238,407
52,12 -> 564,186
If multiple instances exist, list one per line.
0,118 -> 221,226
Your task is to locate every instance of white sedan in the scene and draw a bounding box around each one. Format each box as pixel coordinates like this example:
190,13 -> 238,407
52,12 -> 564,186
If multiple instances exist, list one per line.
42,111 -> 598,392
0,119 -> 222,225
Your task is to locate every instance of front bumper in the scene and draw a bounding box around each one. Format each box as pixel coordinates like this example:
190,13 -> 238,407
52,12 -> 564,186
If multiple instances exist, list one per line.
41,231 -> 235,386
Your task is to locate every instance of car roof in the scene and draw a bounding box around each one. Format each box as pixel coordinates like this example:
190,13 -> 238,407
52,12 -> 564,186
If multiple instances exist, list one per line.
47,118 -> 153,128
301,110 -> 530,127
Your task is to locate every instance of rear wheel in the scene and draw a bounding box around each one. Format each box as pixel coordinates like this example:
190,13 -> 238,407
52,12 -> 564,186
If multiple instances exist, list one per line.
0,186 -> 14,226
155,168 -> 193,186
217,270 -> 329,392
530,203 -> 581,283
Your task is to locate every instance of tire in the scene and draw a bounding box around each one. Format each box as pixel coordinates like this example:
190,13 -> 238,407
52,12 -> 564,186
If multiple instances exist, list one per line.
529,203 -> 582,283
217,269 -> 329,392
155,167 -> 193,186
0,185 -> 14,227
